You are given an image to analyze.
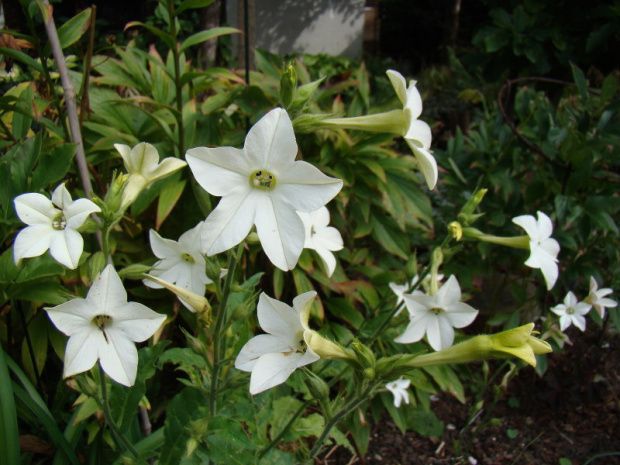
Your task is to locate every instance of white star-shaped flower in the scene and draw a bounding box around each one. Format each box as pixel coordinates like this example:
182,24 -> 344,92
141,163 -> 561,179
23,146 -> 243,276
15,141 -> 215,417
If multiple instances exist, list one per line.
512,211 -> 560,290
235,291 -> 320,394
389,274 -> 444,316
45,265 -> 166,386
144,222 -> 212,311
13,183 -> 101,269
395,275 -> 479,351
186,108 -> 343,271
386,378 -> 411,408
386,69 -> 438,189
586,277 -> 617,318
114,142 -> 187,208
551,291 -> 591,332
297,206 -> 343,277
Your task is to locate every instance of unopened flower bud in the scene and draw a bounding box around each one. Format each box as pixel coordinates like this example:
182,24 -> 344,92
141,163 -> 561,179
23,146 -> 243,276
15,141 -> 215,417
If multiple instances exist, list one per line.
363,367 -> 375,379
405,254 -> 418,282
448,221 -> 463,241
280,62 -> 297,109
306,331 -> 356,361
352,340 -> 376,369
204,257 -> 223,283
458,188 -> 487,225
143,275 -> 211,318
184,438 -> 199,459
303,368 -> 330,401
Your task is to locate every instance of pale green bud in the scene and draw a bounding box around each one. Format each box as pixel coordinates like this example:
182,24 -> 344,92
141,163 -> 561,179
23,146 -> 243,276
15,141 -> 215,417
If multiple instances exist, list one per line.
305,331 -> 356,361
280,62 -> 297,109
143,274 -> 211,318
449,221 -> 463,241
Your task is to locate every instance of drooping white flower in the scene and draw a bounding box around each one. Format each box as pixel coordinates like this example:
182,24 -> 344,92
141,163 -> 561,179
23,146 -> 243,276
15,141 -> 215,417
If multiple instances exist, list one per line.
235,291 -> 320,394
395,275 -> 478,351
114,142 -> 187,208
143,222 -> 212,311
386,69 -> 437,189
512,211 -> 560,290
45,265 -> 166,386
551,291 -> 591,332
297,206 -> 343,277
186,108 -> 343,271
585,277 -> 617,318
389,274 -> 444,316
386,378 -> 411,408
13,183 -> 101,269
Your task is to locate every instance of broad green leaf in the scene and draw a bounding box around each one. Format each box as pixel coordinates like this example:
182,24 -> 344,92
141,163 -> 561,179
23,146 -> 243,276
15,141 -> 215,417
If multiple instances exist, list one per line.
206,416 -> 257,463
20,310 -> 49,383
179,27 -> 240,54
31,143 -> 77,190
156,180 -> 186,229
56,8 -> 92,50
176,0 -> 215,16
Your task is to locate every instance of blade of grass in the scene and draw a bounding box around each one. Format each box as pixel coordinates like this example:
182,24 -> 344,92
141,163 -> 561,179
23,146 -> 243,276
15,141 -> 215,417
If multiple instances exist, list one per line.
0,346 -> 20,465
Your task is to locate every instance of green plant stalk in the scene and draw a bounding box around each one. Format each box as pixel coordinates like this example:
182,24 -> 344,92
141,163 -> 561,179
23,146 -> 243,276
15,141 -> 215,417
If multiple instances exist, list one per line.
309,383 -> 377,458
167,0 -> 185,156
258,400 -> 311,460
97,366 -> 139,459
0,346 -> 20,465
209,243 -> 244,416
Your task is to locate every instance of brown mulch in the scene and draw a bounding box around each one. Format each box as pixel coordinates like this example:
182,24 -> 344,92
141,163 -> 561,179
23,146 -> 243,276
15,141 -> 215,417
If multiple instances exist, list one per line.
321,330 -> 620,465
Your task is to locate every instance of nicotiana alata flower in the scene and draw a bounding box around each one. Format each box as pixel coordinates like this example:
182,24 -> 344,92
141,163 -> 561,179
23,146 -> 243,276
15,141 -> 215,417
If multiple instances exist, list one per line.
297,206 -> 343,277
389,274 -> 444,316
551,291 -> 592,332
512,211 -> 560,290
144,222 -> 212,311
235,291 -> 320,394
386,69 -> 437,189
45,265 -> 166,386
186,108 -> 343,271
13,183 -> 101,269
322,70 -> 437,189
585,277 -> 617,318
114,142 -> 187,208
395,275 -> 478,351
386,378 -> 411,408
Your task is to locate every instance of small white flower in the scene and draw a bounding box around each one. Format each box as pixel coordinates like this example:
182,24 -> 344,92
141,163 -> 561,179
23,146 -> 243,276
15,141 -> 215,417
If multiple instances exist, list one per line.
389,274 -> 444,316
297,206 -> 343,277
395,275 -> 478,351
235,291 -> 320,394
13,183 -> 101,269
512,211 -> 560,290
386,69 -> 437,189
586,277 -> 617,318
386,378 -> 411,408
186,108 -> 342,271
45,265 -> 166,386
144,222 -> 212,311
551,291 -> 591,332
114,142 -> 187,208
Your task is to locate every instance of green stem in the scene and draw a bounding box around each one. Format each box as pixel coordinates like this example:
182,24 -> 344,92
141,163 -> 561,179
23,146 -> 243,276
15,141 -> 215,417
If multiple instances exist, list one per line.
167,0 -> 185,156
309,383 -> 376,458
209,243 -> 244,416
258,400 -> 310,460
98,366 -> 139,458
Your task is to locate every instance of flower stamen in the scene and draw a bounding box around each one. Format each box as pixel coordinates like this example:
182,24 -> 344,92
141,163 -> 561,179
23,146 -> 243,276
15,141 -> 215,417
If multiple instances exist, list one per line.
52,213 -> 67,230
250,170 -> 276,191
181,253 -> 195,264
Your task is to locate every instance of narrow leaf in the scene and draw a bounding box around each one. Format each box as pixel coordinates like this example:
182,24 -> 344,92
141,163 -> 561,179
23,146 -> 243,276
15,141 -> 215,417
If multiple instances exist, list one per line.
179,27 -> 240,54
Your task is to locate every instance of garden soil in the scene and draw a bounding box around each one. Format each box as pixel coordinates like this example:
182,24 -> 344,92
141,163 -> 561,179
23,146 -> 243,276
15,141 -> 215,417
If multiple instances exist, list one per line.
320,330 -> 620,465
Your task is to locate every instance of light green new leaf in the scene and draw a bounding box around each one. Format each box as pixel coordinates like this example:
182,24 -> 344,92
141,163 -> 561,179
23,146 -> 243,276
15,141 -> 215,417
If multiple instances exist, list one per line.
179,27 -> 240,54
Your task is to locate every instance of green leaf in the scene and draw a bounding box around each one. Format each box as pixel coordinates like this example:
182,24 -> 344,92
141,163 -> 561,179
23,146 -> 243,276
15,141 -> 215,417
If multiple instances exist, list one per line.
31,143 -> 77,189
56,8 -> 92,50
206,416 -> 257,463
0,347 -> 20,465
0,47 -> 44,74
156,180 -> 186,229
179,27 -> 240,54
124,21 -> 175,50
21,310 -> 49,383
570,62 -> 588,100
175,0 -> 215,16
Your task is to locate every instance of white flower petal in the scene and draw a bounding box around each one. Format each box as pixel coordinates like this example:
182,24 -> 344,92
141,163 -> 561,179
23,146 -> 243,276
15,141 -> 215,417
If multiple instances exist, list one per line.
149,229 -> 182,259
539,238 -> 560,260
149,157 -> 187,182
65,198 -> 101,229
408,143 -> 438,190
386,69 -> 408,106
45,299 -> 94,335
63,325 -> 104,378
99,329 -> 139,386
436,276 -> 461,307
87,266 -> 129,313
112,303 -> 166,342
249,351 -> 304,394
14,193 -> 58,225
202,190 -> 260,256
278,161 -> 343,213
537,254 -> 559,290
445,302 -> 479,328
244,108 -> 298,172
13,225 -> 53,263
49,228 -> 83,269
255,195 -> 305,271
405,120 -> 432,149
235,334 -> 293,372
427,315 -> 455,351
51,183 -> 73,210
314,245 -> 337,277
536,211 -> 553,239
512,215 -> 539,241
257,293 -> 304,340
186,147 -> 251,196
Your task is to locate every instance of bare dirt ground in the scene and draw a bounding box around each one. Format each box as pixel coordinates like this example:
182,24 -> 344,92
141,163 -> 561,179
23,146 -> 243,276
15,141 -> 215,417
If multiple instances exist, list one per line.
321,329 -> 620,465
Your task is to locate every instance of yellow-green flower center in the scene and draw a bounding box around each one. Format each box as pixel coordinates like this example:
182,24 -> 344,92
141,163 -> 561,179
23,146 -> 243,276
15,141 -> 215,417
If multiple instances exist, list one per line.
181,253 -> 195,264
431,307 -> 444,315
93,314 -> 112,330
52,213 -> 67,230
250,170 -> 276,191
566,307 -> 575,315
